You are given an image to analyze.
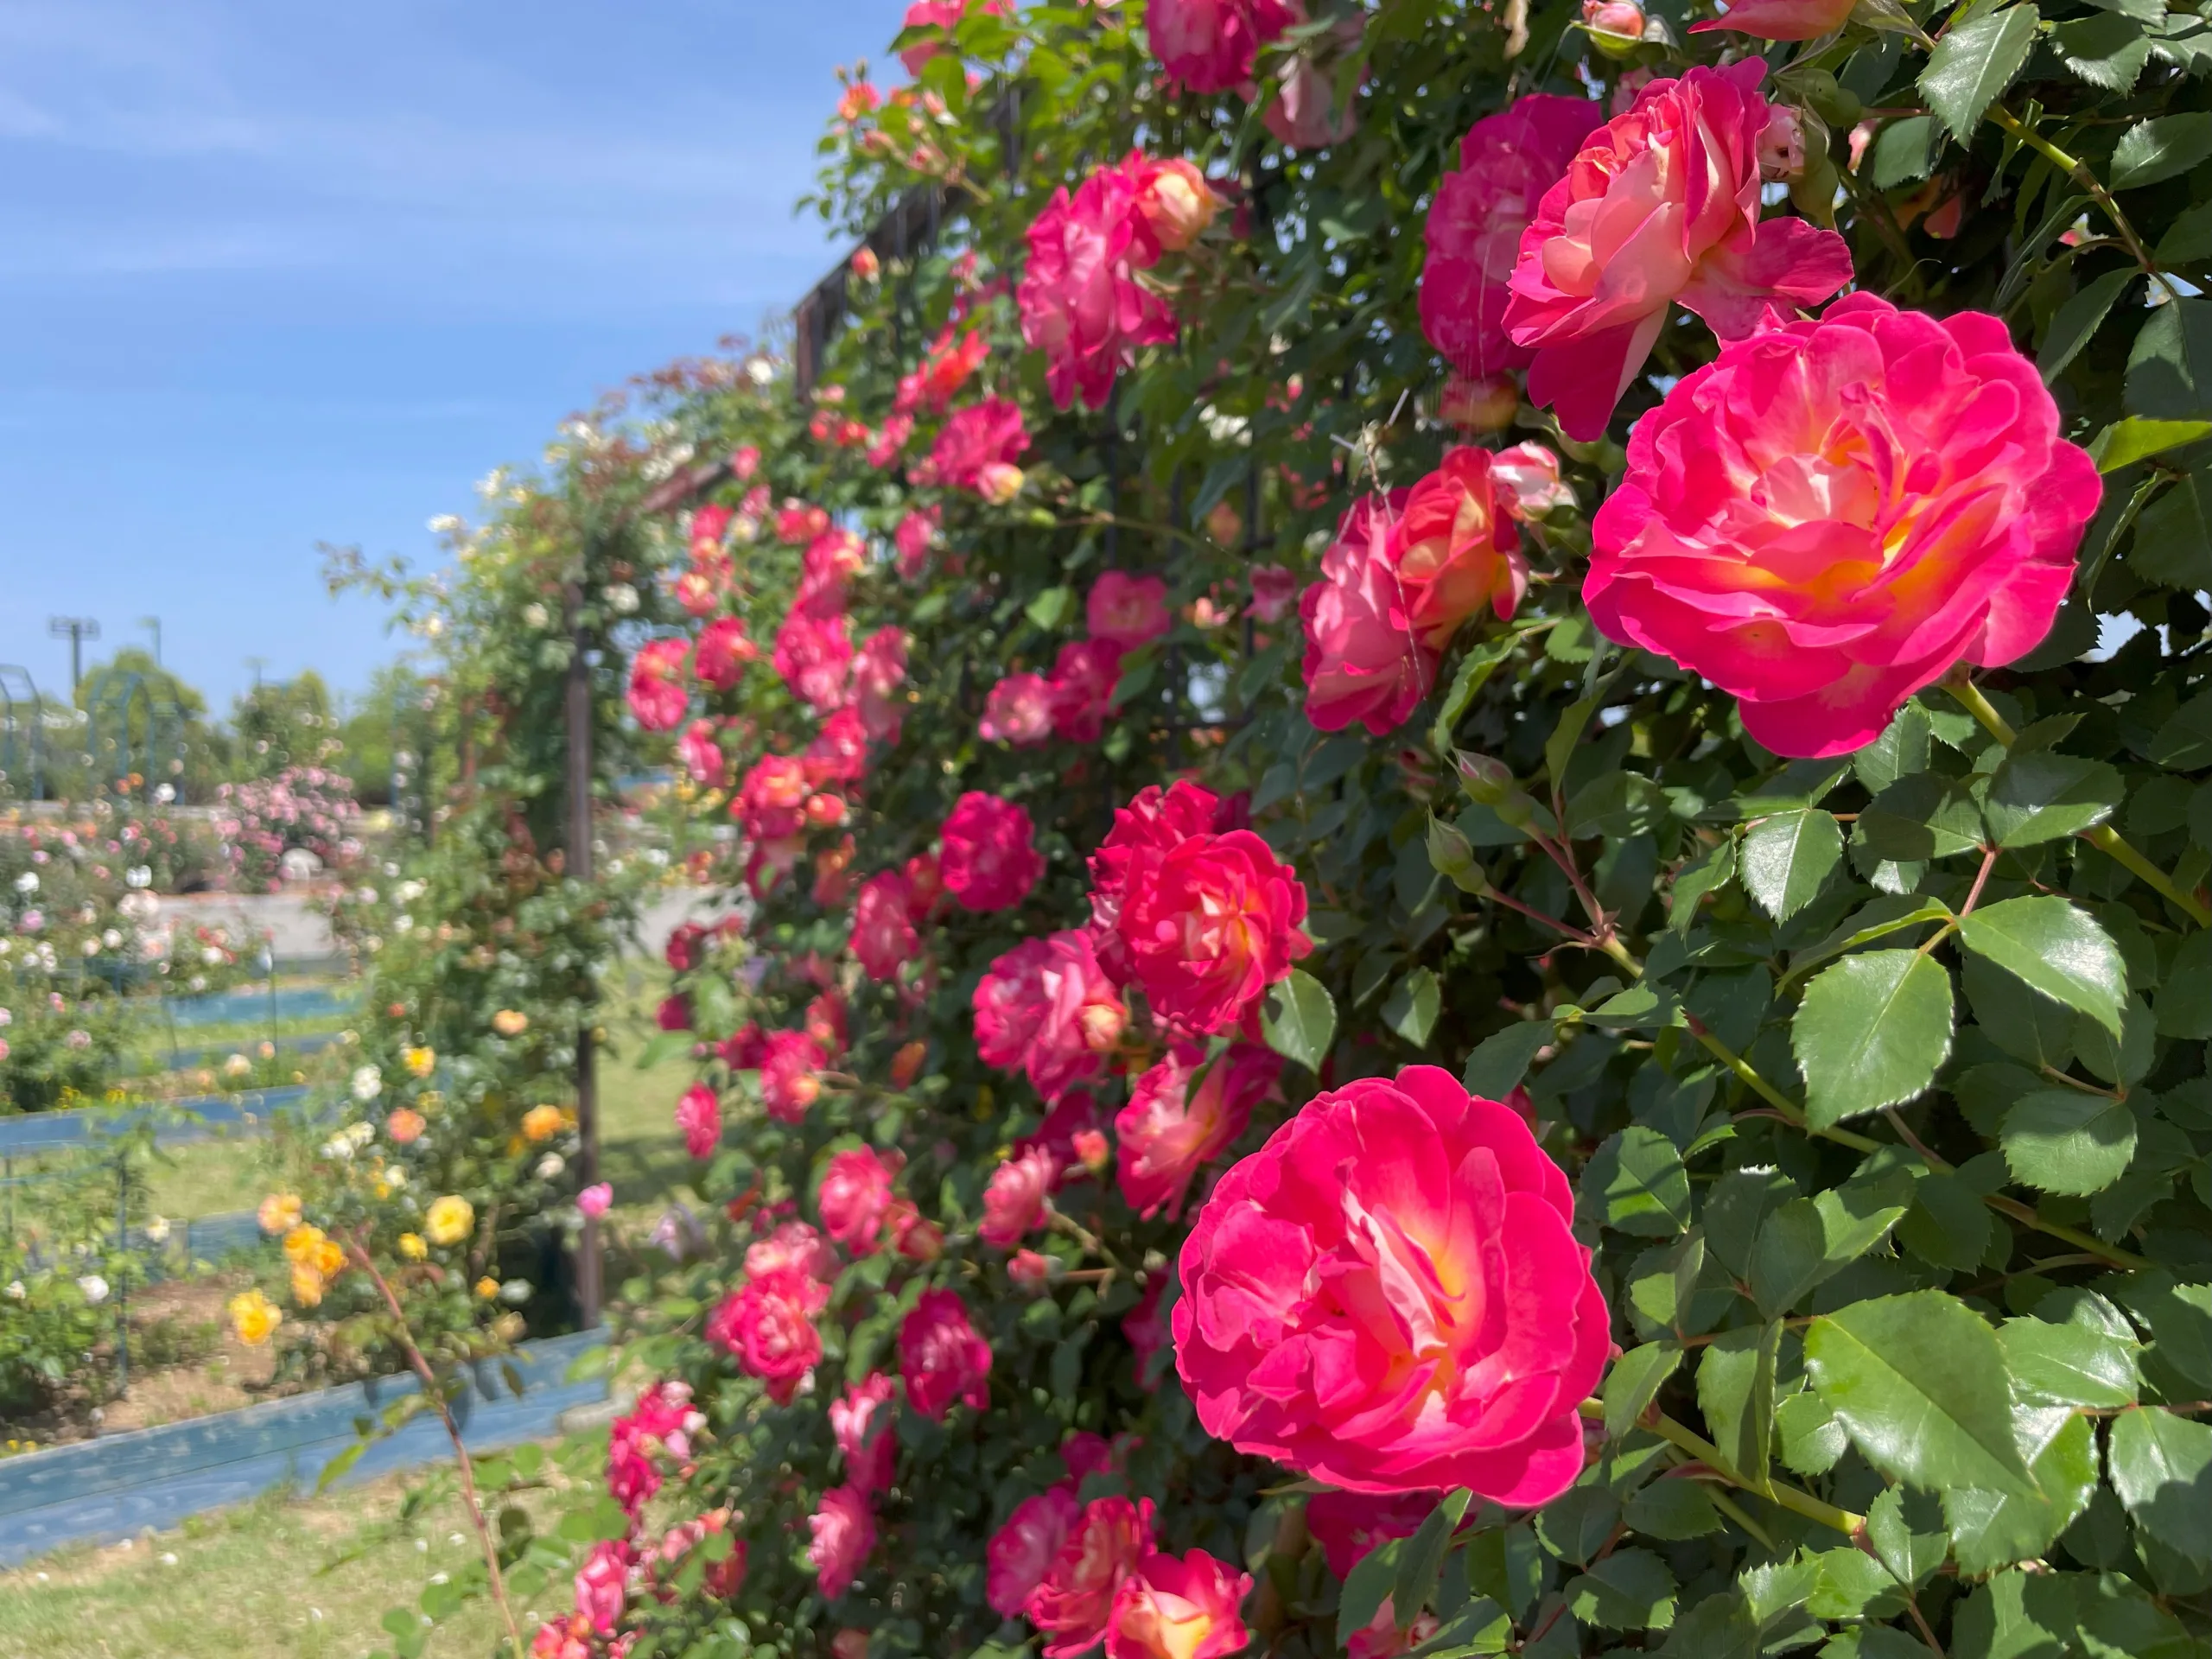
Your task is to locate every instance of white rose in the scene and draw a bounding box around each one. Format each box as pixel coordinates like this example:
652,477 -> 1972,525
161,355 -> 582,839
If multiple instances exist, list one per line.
351,1065 -> 383,1103
78,1275 -> 109,1305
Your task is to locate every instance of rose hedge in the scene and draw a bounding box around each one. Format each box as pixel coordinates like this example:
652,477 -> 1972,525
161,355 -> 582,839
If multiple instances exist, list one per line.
382,0 -> 2212,1656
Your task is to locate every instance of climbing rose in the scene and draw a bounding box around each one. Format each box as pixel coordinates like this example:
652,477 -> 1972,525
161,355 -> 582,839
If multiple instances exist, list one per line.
607,1381 -> 705,1516
980,1144 -> 1061,1249
797,529 -> 866,619
1085,780 -> 1243,982
1020,161 -> 1179,411
1248,565 -> 1299,623
1491,442 -> 1576,520
1259,11 -> 1363,151
978,929 -> 1127,1100
1088,571 -> 1172,649
1106,1549 -> 1254,1659
1694,0 -> 1856,37
898,0 -> 1008,73
758,1029 -> 828,1122
677,719 -> 726,786
893,508 -> 939,577
1586,292 -> 2101,758
626,639 -> 690,732
675,1083 -> 721,1160
852,626 -> 910,742
1028,1497 -> 1155,1659
706,1267 -> 829,1404
1132,157 -> 1219,251
1116,1042 -> 1281,1219
1395,447 -> 1528,645
1147,0 -> 1296,92
734,754 -> 811,842
575,1540 -> 634,1635
899,1288 -> 993,1421
830,1371 -> 899,1497
897,325 -> 990,414
940,791 -> 1044,912
804,708 -> 871,787
850,872 -> 919,982
1047,639 -> 1124,742
694,616 -> 756,690
981,672 -> 1058,746
773,611 -> 855,714
912,398 -> 1030,494
989,1488 -> 1081,1616
1421,94 -> 1602,380
1505,61 -> 1853,441
808,1484 -> 875,1599
1174,1065 -> 1610,1503
1304,1492 -> 1437,1578
818,1147 -> 899,1254
745,1219 -> 839,1283
1300,493 -> 1433,737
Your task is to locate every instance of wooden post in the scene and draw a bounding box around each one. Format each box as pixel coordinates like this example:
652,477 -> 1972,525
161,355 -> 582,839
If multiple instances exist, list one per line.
563,580 -> 601,1330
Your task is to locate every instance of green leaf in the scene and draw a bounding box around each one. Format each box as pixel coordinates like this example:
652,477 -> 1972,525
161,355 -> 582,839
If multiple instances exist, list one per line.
1461,1021 -> 1552,1099
1957,896 -> 2127,1036
1393,1490 -> 1474,1624
1999,1317 -> 2139,1408
1791,950 -> 1955,1128
1338,1539 -> 1405,1646
1603,1341 -> 1682,1438
1023,584 -> 1074,630
1777,1390 -> 1848,1475
1669,839 -> 1736,934
2000,1090 -> 2138,1195
2053,10 -> 2153,89
1382,968 -> 1441,1047
1920,5 -> 2039,139
1747,1173 -> 1915,1317
1544,692 -> 1605,786
2135,467 -> 2212,590
2090,416 -> 2212,471
2114,1276 -> 2212,1393
1951,1570 -> 2081,1659
1697,1320 -> 1782,1495
2156,931 -> 2212,1037
315,1439 -> 368,1494
2148,690 -> 2212,770
1535,1485 -> 1621,1565
2107,1407 -> 2212,1564
1802,1291 -> 2040,1499
1859,772 -> 1985,861
1780,895 -> 1954,994
1947,1409 -> 2100,1576
1624,1477 -> 1723,1540
1740,809 -> 1843,922
1582,1126 -> 1693,1236
1983,751 -> 2121,845
2160,199 -> 2212,264
2127,298 -> 2212,422
1261,969 -> 1336,1070
1431,633 -> 1521,751
2040,267 -> 2138,380
1869,114 -> 1938,188
2112,111 -> 2212,188
1564,1548 -> 1676,1630
1653,1591 -> 1758,1659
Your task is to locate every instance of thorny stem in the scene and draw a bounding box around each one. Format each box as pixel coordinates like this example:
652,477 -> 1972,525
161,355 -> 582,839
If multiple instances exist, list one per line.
1985,106 -> 2158,276
1944,669 -> 2210,926
1700,1484 -> 1780,1554
1046,1205 -> 1127,1274
346,1240 -> 526,1659
1577,1399 -> 1866,1538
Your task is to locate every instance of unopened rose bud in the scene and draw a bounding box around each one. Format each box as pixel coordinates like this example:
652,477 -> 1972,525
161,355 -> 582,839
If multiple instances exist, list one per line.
1455,752 -> 1537,827
1438,373 -> 1520,434
1583,0 -> 1646,48
976,462 -> 1025,505
1425,816 -> 1485,893
1136,157 -> 1221,251
1072,1128 -> 1111,1174
849,246 -> 880,282
1008,1249 -> 1054,1290
891,1039 -> 927,1089
803,792 -> 848,828
1758,105 -> 1808,181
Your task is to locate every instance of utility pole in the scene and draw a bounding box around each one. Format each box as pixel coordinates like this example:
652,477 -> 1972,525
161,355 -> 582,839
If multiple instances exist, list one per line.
139,617 -> 162,666
48,617 -> 99,696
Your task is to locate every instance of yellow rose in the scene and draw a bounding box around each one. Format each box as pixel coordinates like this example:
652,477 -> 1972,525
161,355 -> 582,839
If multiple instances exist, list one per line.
309,1236 -> 346,1278
228,1289 -> 283,1347
257,1193 -> 302,1236
474,1276 -> 500,1300
492,1009 -> 530,1037
282,1224 -> 327,1266
289,1262 -> 326,1308
397,1232 -> 429,1262
521,1104 -> 564,1143
403,1046 -> 436,1078
424,1194 -> 475,1247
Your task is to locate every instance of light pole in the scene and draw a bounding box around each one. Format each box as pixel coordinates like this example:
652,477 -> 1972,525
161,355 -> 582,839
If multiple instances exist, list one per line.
48,616 -> 100,696
245,657 -> 266,690
139,617 -> 162,666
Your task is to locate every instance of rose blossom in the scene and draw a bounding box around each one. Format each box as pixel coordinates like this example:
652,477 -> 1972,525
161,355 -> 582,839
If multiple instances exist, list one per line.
1304,1492 -> 1437,1578
1504,62 -> 1853,441
1693,0 -> 1856,38
830,1371 -> 899,1497
1132,157 -> 1220,251
980,1144 -> 1060,1248
818,1147 -> 898,1254
676,1084 -> 722,1160
975,930 -> 1126,1099
912,398 -> 1030,494
1019,159 -> 1179,410
1105,1549 -> 1253,1659
677,719 -> 726,786
850,871 -> 919,981
1420,95 -> 1602,381
940,791 -> 1044,912
804,708 -> 871,787
1248,565 -> 1299,623
1394,447 -> 1528,645
1116,1042 -> 1281,1219
575,1539 -> 634,1635
694,616 -> 756,690
734,754 -> 810,842
757,1028 -> 828,1122
1300,493 -> 1433,736
898,1287 -> 993,1421
1047,639 -> 1124,742
1586,293 -> 2101,757
626,639 -> 690,732
773,611 -> 855,714
745,1219 -> 839,1282
706,1267 -> 829,1404
1009,1249 -> 1054,1288
1084,779 -> 1241,981
989,1488 -> 1082,1616
808,1484 -> 875,1599
1174,1065 -> 1610,1503
981,672 -> 1058,746
898,326 -> 989,414
897,0 -> 1008,73
777,501 -> 830,544
607,1380 -> 705,1516
1087,571 -> 1171,648
1490,442 -> 1575,519
1147,0 -> 1295,93
894,508 -> 939,578
852,625 -> 910,741
1028,1497 -> 1154,1658
1260,11 -> 1363,150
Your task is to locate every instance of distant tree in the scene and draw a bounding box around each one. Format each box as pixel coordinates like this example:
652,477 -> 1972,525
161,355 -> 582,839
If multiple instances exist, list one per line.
228,670 -> 340,781
73,648 -> 223,798
334,661 -> 432,806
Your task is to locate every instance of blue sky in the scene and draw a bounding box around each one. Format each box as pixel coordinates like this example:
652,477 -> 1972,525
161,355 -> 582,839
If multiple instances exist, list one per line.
0,0 -> 911,712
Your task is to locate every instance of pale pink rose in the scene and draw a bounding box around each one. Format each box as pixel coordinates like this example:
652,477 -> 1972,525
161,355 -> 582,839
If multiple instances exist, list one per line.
1019,159 -> 1179,411
1260,12 -> 1363,150
1115,1042 -> 1281,1219
744,1219 -> 839,1282
676,1083 -> 721,1160
818,1147 -> 899,1254
626,639 -> 690,732
980,1144 -> 1060,1249
1174,1066 -> 1610,1503
1087,571 -> 1172,648
1586,293 -> 2101,758
705,1267 -> 829,1405
772,611 -> 855,715
808,1484 -> 875,1599
852,625 -> 910,742
989,1487 -> 1081,1615
940,791 -> 1044,912
1504,61 -> 1853,440
1421,94 -> 1602,381
577,1183 -> 613,1219
981,672 -> 1058,745
1046,639 -> 1124,742
1028,1497 -> 1154,1659
804,708 -> 871,788
677,719 -> 725,786
893,508 -> 940,578
1248,565 -> 1299,623
1147,0 -> 1295,93
850,871 -> 919,982
1300,493 -> 1435,736
575,1540 -> 634,1636
830,1372 -> 899,1497
1131,157 -> 1220,252
1490,442 -> 1576,520
1105,1549 -> 1254,1659
898,1288 -> 993,1421
1693,0 -> 1855,38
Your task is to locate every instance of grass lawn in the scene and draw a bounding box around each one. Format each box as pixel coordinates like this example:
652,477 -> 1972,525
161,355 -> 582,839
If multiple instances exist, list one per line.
596,958 -> 703,1230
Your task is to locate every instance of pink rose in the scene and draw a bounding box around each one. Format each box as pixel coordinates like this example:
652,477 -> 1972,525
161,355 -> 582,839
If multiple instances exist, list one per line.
989,1488 -> 1082,1616
1586,293 -> 2101,757
1421,95 -> 1601,381
830,1372 -> 899,1497
1112,816 -> 1309,1036
1248,565 -> 1299,623
818,1147 -> 898,1254
850,872 -> 919,982
852,625 -> 910,742
744,1219 -> 839,1282
912,398 -> 1030,494
797,528 -> 865,619
1259,11 -> 1363,150
735,754 -> 810,842
1009,1249 -> 1054,1288
1504,62 -> 1853,440
1300,493 -> 1435,736
1491,442 -> 1575,520
1394,447 -> 1528,645
808,1484 -> 875,1599
1147,0 -> 1295,93
1693,0 -> 1855,37
1174,1065 -> 1610,1503
894,508 -> 940,578
1087,571 -> 1172,649
626,639 -> 690,732
898,1287 -> 993,1421
676,1083 -> 722,1160
1028,1497 -> 1154,1659
1046,639 -> 1125,742
981,672 -> 1058,746
575,1539 -> 634,1635
940,791 -> 1044,912
1084,779 -> 1243,983
898,325 -> 989,414
577,1183 -> 613,1218
694,616 -> 756,690
975,930 -> 1126,1099
706,1267 -> 829,1405
759,1028 -> 827,1122
777,501 -> 830,544
898,0 -> 1008,73
773,611 -> 855,715
1131,157 -> 1220,252
804,708 -> 871,788
1116,1042 -> 1281,1219
607,1381 -> 703,1516
1105,1549 -> 1253,1659
677,719 -> 726,787
980,1144 -> 1060,1248
1020,160 -> 1179,411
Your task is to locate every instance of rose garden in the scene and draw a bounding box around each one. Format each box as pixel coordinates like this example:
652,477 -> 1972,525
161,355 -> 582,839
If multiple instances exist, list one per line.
4,0 -> 2212,1656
